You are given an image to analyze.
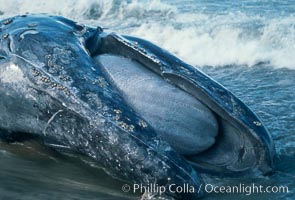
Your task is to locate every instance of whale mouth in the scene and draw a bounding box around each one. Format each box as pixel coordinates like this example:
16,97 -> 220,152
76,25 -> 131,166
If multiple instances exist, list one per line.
95,54 -> 219,156
90,33 -> 275,175
95,54 -> 263,174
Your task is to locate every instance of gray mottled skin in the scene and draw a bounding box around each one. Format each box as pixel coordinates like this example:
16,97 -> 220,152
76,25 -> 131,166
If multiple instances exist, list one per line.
0,14 -> 275,199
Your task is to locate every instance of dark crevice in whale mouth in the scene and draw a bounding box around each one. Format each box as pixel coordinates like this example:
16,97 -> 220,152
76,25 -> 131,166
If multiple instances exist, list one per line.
84,26 -> 104,56
7,38 -> 12,53
0,129 -> 39,143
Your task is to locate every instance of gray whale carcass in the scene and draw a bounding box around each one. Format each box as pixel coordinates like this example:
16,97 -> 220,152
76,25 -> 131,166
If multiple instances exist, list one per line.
0,14 -> 275,199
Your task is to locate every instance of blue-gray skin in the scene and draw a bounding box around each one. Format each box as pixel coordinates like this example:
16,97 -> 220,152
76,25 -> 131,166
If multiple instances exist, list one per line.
0,14 -> 275,199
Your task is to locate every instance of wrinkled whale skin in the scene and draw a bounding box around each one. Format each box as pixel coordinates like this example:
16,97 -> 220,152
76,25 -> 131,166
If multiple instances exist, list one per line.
0,14 -> 275,199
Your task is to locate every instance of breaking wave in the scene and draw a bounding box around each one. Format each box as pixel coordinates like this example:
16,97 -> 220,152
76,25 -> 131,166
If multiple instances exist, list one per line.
1,0 -> 294,69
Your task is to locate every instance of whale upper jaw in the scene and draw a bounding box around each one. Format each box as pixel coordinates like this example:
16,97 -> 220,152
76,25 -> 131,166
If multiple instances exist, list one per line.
0,14 -> 275,199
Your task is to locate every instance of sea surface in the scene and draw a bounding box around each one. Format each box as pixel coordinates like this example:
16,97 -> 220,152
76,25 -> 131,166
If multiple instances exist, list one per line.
0,0 -> 294,199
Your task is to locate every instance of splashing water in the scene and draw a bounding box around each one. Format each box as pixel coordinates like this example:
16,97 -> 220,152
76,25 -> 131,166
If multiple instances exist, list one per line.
1,0 -> 295,68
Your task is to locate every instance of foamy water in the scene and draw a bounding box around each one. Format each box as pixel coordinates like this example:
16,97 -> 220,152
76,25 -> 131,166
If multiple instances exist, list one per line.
1,0 -> 295,69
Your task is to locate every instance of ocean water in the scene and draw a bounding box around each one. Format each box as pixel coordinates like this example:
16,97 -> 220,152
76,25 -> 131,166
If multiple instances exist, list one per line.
0,0 -> 294,199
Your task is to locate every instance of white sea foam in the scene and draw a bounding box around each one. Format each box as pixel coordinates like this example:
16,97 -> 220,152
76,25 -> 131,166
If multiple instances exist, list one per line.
131,15 -> 295,69
0,0 -> 294,69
